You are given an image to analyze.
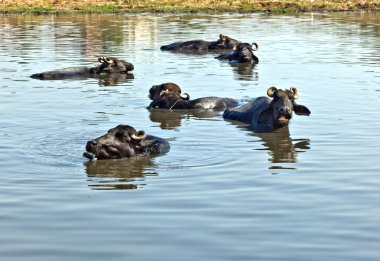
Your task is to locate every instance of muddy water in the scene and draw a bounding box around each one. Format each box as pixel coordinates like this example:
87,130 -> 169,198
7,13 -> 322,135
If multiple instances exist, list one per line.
0,13 -> 379,261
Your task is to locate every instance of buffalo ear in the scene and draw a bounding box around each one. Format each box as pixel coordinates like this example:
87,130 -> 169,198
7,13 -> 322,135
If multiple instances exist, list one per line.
147,100 -> 159,109
294,104 -> 311,116
258,108 -> 273,124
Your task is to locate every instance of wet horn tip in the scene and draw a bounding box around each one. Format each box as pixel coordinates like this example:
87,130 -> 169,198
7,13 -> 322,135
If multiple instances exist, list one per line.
290,87 -> 299,99
131,130 -> 146,141
267,86 -> 278,97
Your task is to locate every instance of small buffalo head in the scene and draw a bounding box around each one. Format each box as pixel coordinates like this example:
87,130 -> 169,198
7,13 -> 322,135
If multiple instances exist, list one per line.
235,42 -> 259,63
260,87 -> 310,129
209,34 -> 241,50
84,125 -> 150,160
148,82 -> 190,108
96,57 -> 134,74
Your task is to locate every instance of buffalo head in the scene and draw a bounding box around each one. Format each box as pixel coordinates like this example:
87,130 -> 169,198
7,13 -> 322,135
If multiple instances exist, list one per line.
235,42 -> 259,63
83,125 -> 169,160
96,57 -> 134,74
148,82 -> 190,108
261,87 -> 310,129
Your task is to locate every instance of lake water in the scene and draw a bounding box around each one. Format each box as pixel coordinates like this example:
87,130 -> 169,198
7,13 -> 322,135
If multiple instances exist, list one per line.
0,13 -> 379,261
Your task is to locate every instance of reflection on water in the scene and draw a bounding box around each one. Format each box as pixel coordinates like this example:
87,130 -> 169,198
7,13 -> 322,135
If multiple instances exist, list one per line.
84,156 -> 157,190
229,122 -> 310,171
149,108 -> 223,130
251,127 -> 310,170
31,72 -> 134,86
230,62 -> 259,81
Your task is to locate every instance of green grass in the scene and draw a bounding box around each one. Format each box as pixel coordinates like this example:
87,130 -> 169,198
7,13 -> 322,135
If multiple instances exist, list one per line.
1,0 -> 380,14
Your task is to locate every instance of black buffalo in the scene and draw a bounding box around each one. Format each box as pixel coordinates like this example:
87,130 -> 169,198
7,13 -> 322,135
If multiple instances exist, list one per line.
160,34 -> 242,52
216,43 -> 259,64
223,87 -> 310,132
147,83 -> 239,110
83,125 -> 170,160
30,57 -> 134,80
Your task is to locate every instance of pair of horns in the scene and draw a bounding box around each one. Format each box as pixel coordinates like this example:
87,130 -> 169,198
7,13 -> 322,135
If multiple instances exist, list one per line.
98,57 -> 114,64
131,130 -> 146,141
160,89 -> 190,100
267,86 -> 299,99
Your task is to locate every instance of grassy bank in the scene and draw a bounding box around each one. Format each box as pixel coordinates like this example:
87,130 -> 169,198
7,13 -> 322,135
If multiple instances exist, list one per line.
1,0 -> 380,14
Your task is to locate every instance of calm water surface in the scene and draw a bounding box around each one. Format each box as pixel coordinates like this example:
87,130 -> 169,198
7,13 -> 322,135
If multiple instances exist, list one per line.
0,13 -> 379,261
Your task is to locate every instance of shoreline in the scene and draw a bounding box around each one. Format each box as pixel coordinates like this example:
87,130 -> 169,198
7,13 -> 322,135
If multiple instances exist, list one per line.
1,1 -> 380,15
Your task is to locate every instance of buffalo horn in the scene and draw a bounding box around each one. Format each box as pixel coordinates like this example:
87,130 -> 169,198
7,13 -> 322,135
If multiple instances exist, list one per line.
180,93 -> 190,100
290,87 -> 299,100
160,89 -> 169,96
267,86 -> 278,97
131,131 -> 146,141
252,43 -> 259,51
98,57 -> 105,63
105,57 -> 114,64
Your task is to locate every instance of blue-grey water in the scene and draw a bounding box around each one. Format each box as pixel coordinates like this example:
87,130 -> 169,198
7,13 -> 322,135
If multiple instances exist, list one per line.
0,13 -> 379,261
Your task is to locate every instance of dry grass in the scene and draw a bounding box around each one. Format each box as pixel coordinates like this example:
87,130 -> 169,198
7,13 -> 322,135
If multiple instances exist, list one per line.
1,0 -> 380,13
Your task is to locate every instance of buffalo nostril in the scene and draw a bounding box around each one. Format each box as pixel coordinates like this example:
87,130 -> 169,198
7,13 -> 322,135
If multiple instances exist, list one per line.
89,140 -> 97,146
279,106 -> 292,115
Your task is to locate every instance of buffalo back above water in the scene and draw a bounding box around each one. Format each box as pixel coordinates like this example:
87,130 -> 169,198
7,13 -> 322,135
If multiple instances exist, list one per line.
223,87 -> 310,132
30,57 -> 134,80
160,34 -> 241,52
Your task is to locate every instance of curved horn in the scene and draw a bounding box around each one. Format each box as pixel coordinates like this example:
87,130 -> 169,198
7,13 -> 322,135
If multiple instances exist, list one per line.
252,43 -> 259,51
180,93 -> 190,100
160,89 -> 170,97
105,57 -> 114,64
267,86 -> 278,97
290,87 -> 299,100
98,57 -> 105,63
131,130 -> 146,141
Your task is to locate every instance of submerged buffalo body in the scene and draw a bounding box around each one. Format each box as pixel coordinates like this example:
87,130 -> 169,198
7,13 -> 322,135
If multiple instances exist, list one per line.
30,57 -> 134,80
223,87 -> 310,132
216,43 -> 259,64
147,82 -> 239,110
83,125 -> 170,160
160,34 -> 241,52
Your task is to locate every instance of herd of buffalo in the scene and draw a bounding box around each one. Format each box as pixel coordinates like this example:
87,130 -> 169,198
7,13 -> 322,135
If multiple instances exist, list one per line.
30,34 -> 310,161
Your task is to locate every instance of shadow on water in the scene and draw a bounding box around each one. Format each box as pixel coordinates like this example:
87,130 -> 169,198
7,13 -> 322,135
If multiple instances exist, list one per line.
148,108 -> 223,130
84,157 -> 158,190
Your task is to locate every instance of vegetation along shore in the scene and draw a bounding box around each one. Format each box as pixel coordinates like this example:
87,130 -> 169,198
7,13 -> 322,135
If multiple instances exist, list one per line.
0,0 -> 380,14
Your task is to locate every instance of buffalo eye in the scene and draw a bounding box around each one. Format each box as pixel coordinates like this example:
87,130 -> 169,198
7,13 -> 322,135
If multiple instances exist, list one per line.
115,131 -> 129,141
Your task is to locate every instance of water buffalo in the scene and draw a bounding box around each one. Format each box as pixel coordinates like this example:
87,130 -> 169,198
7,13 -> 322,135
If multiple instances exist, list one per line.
223,87 -> 311,132
30,57 -> 134,80
216,43 -> 259,64
83,124 -> 170,160
147,83 -> 239,110
160,34 -> 242,52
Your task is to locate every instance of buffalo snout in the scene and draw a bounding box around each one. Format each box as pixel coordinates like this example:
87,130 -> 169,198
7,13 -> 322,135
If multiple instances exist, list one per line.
279,106 -> 292,116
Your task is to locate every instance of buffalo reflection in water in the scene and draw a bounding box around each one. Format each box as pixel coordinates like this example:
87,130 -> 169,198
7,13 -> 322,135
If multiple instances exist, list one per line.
230,63 -> 259,81
84,157 -> 157,190
62,73 -> 134,86
230,122 -> 310,170
149,108 -> 223,130
251,127 -> 310,167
